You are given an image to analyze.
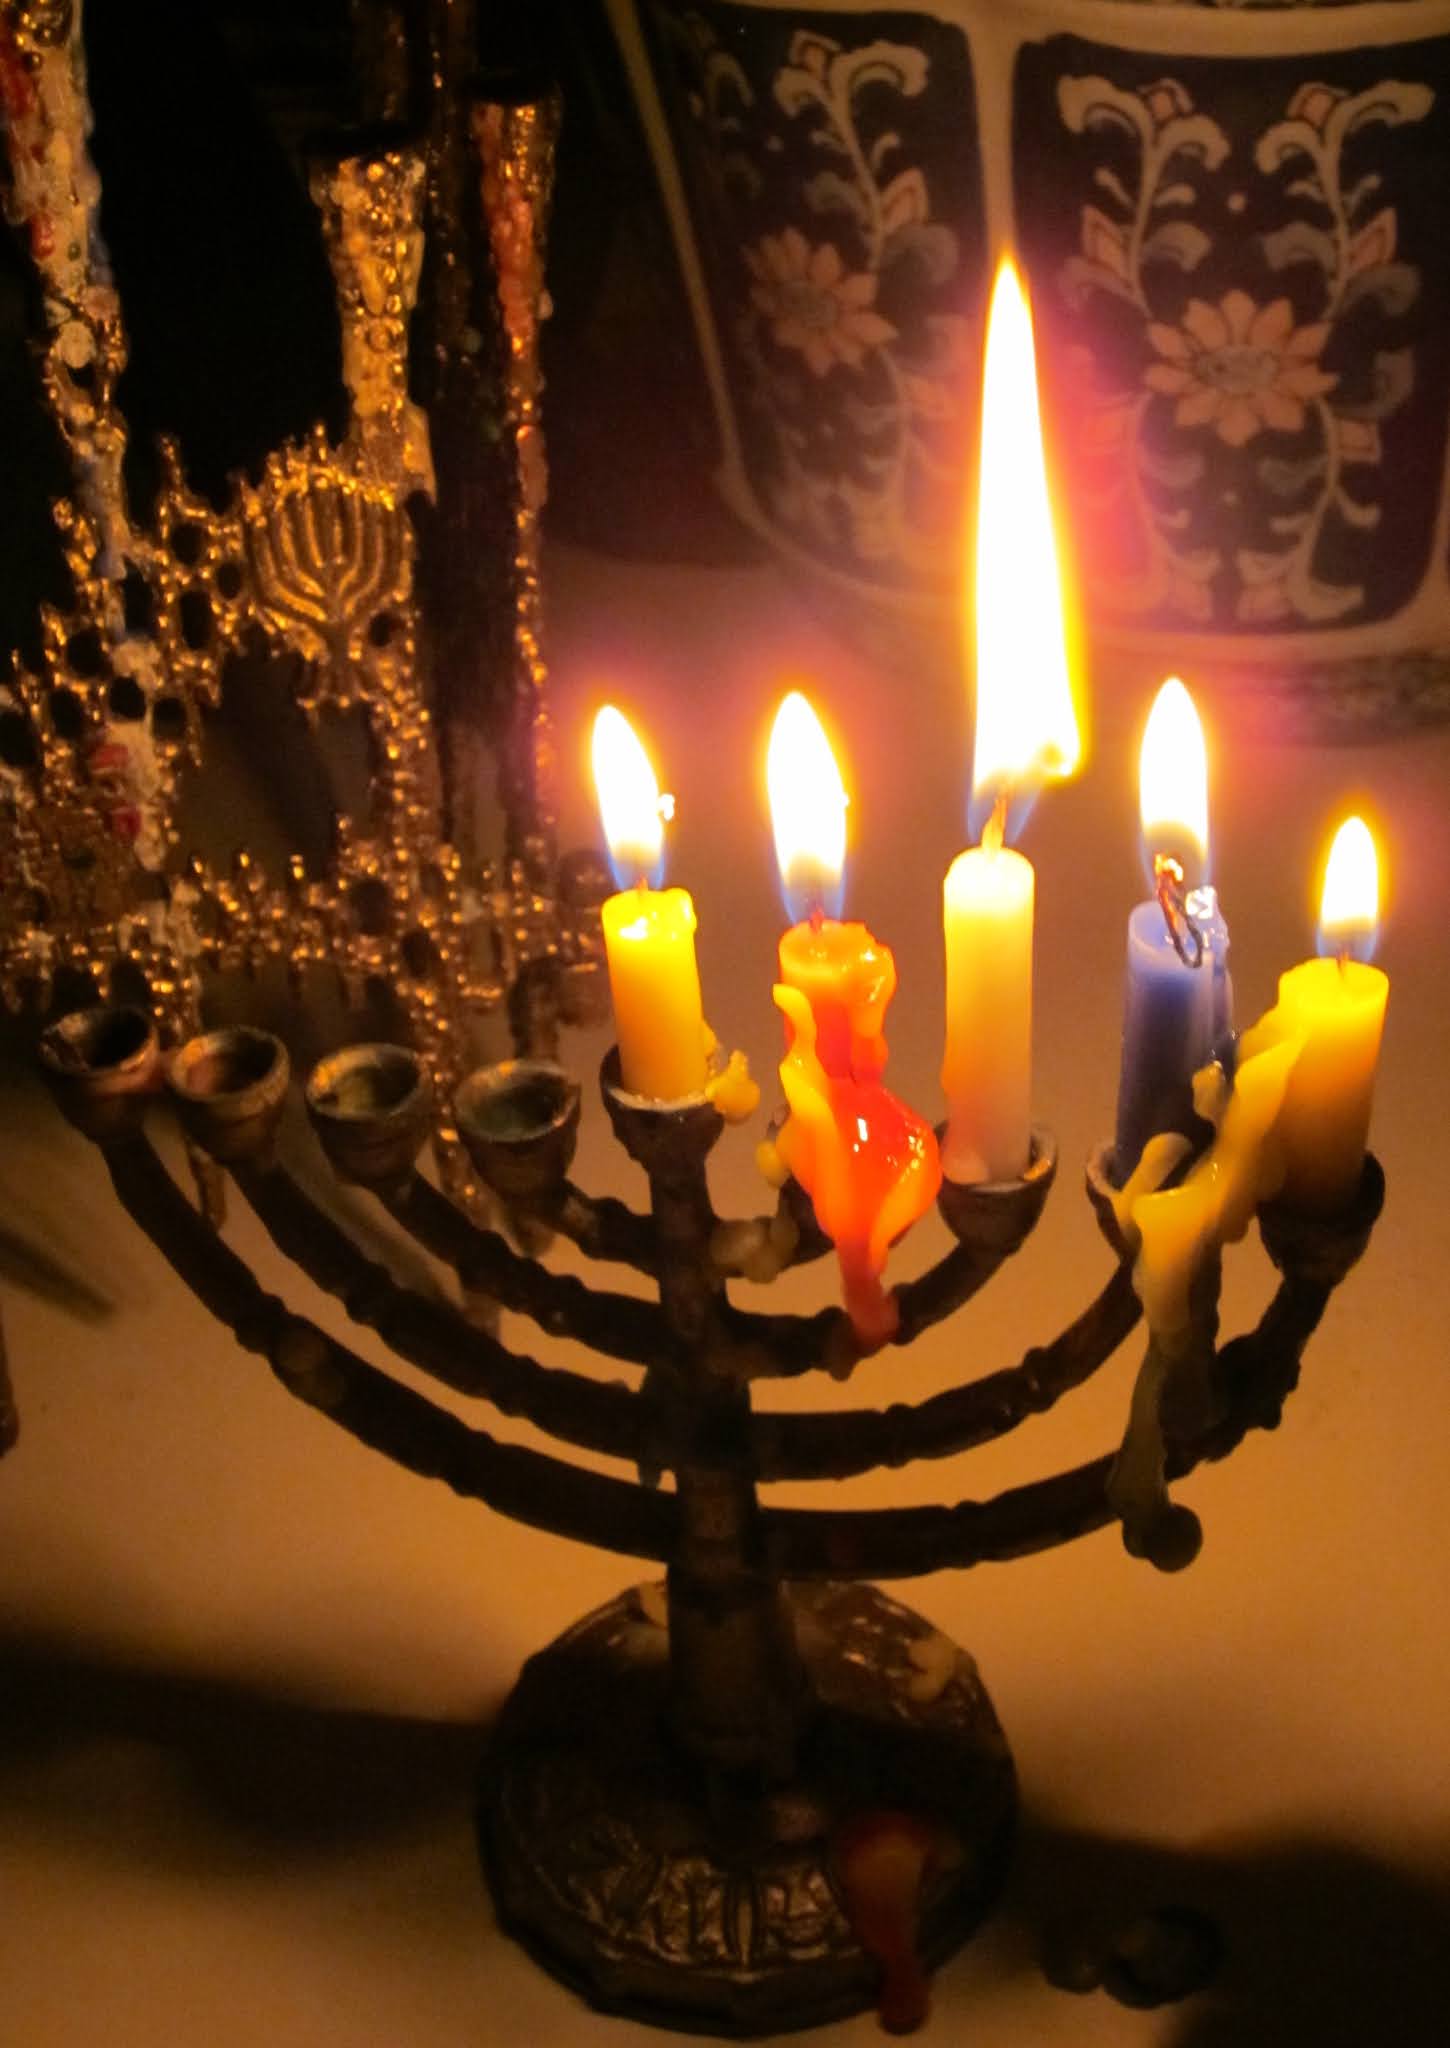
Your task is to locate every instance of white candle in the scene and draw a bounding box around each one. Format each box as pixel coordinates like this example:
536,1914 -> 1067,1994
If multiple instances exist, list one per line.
941,810 -> 1033,1183
939,256 -> 1082,1185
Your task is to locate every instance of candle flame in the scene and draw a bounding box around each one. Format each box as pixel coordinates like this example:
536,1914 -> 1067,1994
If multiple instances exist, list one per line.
767,690 -> 848,923
970,256 -> 1082,841
1318,814 -> 1380,963
592,705 -> 669,889
1139,677 -> 1209,890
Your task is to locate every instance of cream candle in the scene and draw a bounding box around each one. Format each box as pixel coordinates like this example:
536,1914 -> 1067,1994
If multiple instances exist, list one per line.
940,256 -> 1082,1185
591,706 -> 710,1101
941,810 -> 1034,1184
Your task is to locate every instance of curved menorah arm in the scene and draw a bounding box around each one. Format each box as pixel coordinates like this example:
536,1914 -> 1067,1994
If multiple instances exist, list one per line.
0,1303 -> 18,1457
750,1264 -> 1141,1482
527,1180 -> 658,1273
707,1190 -> 832,1283
230,1162 -> 662,1470
757,1249 -> 1360,1582
100,1137 -> 677,1563
720,1238 -> 1014,1384
374,1170 -> 664,1368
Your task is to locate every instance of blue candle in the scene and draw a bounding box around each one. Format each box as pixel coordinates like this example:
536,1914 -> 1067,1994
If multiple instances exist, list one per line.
1113,885 -> 1232,1184
1113,679 -> 1233,1185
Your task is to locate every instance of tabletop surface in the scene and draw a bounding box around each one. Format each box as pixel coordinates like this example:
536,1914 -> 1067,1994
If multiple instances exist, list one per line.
2,540 -> 1448,2047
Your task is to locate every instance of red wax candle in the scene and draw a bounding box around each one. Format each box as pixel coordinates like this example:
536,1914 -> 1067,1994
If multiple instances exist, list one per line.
777,914 -> 893,1081
767,693 -> 941,1348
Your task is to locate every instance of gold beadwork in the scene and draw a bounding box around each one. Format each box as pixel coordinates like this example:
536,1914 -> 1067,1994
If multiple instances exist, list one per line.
0,6 -> 602,1189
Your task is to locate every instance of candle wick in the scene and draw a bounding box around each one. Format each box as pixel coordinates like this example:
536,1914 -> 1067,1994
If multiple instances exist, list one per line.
1155,854 -> 1205,969
982,791 -> 1008,856
809,905 -> 825,934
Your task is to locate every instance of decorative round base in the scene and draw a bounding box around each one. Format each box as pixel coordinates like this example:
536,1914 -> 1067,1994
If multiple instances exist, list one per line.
478,1581 -> 1016,2035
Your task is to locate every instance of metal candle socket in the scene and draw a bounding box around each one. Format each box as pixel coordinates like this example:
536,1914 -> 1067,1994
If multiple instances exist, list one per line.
35,1003 -> 1381,2034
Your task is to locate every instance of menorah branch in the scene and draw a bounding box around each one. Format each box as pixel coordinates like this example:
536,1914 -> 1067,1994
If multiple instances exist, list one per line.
721,1130 -> 1057,1383
0,1303 -> 18,1457
757,1156 -> 1383,1582
750,1264 -> 1141,1483
231,1161 -> 662,1471
722,1236 -> 1024,1385
532,1179 -> 659,1272
377,1169 -> 664,1367
99,1132 -> 677,1565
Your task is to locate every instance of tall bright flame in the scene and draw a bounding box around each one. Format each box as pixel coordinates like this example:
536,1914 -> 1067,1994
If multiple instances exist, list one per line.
1139,677 -> 1209,889
971,257 -> 1081,830
767,690 -> 848,923
592,705 -> 669,889
1318,814 -> 1380,962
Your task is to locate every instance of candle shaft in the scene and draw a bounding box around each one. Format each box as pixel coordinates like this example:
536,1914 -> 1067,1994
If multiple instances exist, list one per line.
1113,887 -> 1231,1185
777,919 -> 892,1083
941,842 -> 1033,1184
601,886 -> 709,1101
1270,957 -> 1387,1212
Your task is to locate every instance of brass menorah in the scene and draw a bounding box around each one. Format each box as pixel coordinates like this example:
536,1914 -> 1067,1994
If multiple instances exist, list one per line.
36,997 -> 1381,2031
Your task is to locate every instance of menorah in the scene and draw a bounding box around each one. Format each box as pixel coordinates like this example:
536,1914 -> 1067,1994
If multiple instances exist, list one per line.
1,3 -> 1386,2036
36,996 -> 1382,2032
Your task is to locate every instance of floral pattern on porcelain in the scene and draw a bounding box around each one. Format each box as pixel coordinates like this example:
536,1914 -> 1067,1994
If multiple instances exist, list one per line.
645,4 -> 983,586
745,228 -> 898,378
1144,291 -> 1336,447
1022,52 -> 1444,629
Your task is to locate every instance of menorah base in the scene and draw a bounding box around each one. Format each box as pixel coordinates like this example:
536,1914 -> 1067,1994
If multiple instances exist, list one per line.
478,1580 -> 1015,2035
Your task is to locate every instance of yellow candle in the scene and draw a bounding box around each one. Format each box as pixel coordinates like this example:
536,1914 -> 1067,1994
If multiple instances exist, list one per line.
1268,816 -> 1387,1213
600,885 -> 709,1100
941,814 -> 1033,1183
940,256 -> 1082,1184
1272,960 -> 1386,1210
591,706 -> 710,1101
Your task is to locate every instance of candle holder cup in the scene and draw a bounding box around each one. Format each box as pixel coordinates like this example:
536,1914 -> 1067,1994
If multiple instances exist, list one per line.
167,1028 -> 291,1167
33,998 -> 1383,2033
39,1005 -> 161,1143
305,1043 -> 435,1190
454,1060 -> 582,1205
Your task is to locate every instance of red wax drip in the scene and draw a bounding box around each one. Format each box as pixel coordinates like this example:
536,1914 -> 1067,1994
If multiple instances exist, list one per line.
775,922 -> 941,1349
833,1810 -> 941,2034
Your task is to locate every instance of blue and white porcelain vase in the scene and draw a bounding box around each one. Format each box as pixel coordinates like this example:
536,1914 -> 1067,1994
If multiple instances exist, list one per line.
606,0 -> 1450,736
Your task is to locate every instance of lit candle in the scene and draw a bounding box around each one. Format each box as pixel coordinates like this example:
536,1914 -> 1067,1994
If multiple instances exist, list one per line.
1112,679 -> 1233,1185
941,256 -> 1082,1186
766,692 -> 940,1348
1266,816 -> 1388,1213
769,691 -> 892,1082
591,706 -> 710,1101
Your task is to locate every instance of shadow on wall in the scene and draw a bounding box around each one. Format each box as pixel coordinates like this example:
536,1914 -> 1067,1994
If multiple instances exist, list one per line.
1002,1807 -> 1450,2048
1,1628 -> 1447,2043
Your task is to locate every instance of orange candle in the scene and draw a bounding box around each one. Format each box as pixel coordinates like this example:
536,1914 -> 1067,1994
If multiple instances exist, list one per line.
766,693 -> 940,1347
777,918 -> 893,1081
